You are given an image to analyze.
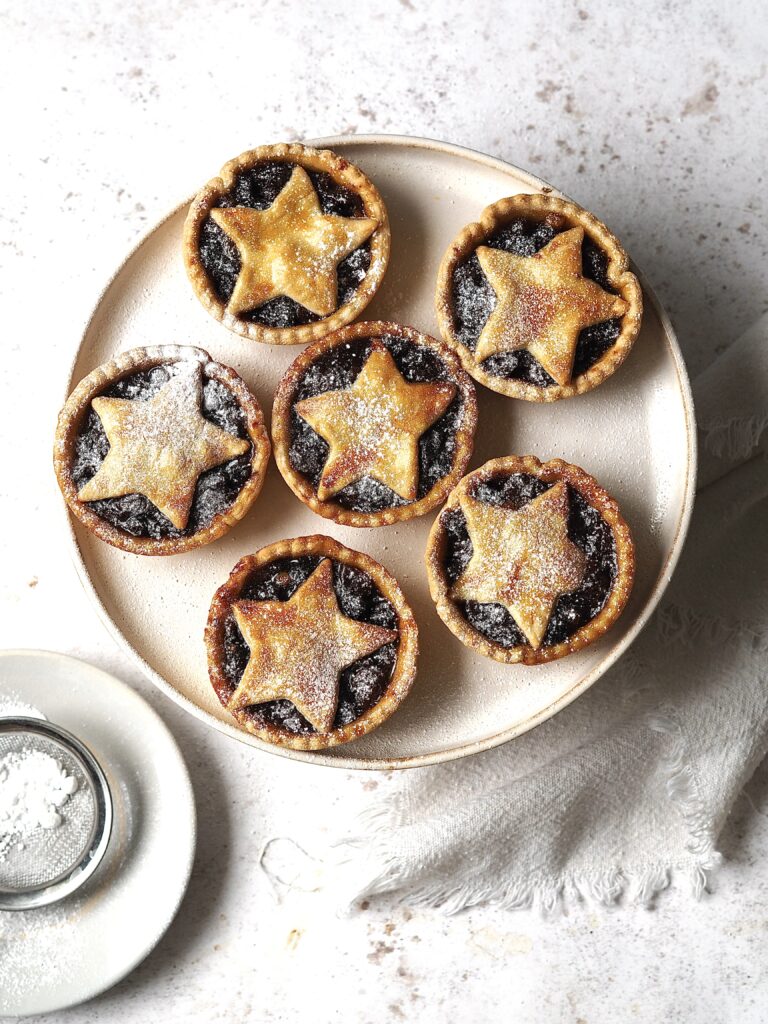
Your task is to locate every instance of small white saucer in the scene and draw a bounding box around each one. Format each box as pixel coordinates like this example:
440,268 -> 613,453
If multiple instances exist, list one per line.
0,650 -> 196,1017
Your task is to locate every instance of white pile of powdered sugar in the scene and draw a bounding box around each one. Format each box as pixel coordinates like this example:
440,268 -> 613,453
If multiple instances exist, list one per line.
0,695 -> 79,863
0,749 -> 79,861
0,696 -> 81,1006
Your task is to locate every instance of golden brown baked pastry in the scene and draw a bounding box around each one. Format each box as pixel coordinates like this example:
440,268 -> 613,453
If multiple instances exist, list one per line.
206,535 -> 418,750
184,144 -> 390,344
425,455 -> 635,664
435,193 -> 642,401
272,321 -> 477,527
54,345 -> 270,555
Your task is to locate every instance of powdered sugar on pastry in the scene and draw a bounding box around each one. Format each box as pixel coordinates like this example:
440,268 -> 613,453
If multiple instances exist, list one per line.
295,344 -> 456,501
452,481 -> 587,648
77,363 -> 249,529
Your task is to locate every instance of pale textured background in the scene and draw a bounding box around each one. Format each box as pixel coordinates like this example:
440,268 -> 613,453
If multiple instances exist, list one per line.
1,0 -> 767,1020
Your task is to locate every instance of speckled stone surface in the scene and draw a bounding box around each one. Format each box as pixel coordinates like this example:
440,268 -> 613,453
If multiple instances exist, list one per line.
1,0 -> 767,1020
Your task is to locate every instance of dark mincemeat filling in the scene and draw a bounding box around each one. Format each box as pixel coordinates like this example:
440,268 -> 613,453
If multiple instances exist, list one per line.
451,215 -> 622,386
442,472 -> 617,648
221,555 -> 399,734
289,333 -> 465,514
72,365 -> 253,540
199,161 -> 372,328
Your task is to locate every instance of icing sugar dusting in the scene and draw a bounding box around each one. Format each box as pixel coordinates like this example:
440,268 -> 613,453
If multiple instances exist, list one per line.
78,362 -> 249,530
344,391 -> 399,451
223,555 -> 401,735
0,694 -> 45,720
0,897 -> 83,1007
454,482 -> 587,647
0,750 -> 78,862
200,161 -> 375,328
295,345 -> 456,501
230,560 -> 398,733
73,365 -> 253,539
210,166 -> 376,319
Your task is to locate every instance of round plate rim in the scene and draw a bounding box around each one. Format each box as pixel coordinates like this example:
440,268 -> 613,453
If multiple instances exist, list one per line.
61,133 -> 697,771
0,648 -> 196,1016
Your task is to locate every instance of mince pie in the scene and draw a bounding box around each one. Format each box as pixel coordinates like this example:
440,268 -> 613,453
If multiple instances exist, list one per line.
54,345 -> 271,555
184,143 -> 390,344
272,321 -> 478,527
425,456 -> 635,664
435,193 -> 642,401
206,535 -> 418,750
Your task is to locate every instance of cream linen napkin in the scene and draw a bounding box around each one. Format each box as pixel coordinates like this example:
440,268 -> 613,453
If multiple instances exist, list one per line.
332,315 -> 768,911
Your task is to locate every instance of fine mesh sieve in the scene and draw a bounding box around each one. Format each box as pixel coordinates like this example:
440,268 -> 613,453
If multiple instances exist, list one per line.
0,718 -> 112,911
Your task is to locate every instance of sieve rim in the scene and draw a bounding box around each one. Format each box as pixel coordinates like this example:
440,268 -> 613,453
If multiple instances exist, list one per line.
0,716 -> 113,910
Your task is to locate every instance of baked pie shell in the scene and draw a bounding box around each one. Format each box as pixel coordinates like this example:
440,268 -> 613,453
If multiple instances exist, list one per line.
425,455 -> 636,665
272,320 -> 478,527
205,534 -> 419,750
53,344 -> 271,556
435,192 -> 643,401
183,143 -> 391,345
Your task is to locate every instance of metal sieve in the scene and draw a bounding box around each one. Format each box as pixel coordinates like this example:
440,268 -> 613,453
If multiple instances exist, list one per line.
0,717 -> 112,911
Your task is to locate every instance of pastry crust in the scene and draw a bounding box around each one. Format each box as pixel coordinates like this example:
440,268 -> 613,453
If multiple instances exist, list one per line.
54,345 -> 271,555
435,193 -> 643,401
272,320 -> 478,527
183,143 -> 390,345
205,535 -> 419,750
425,455 -> 635,664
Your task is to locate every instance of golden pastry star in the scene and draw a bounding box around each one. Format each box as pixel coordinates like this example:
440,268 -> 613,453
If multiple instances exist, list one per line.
294,343 -> 457,502
451,481 -> 587,649
475,227 -> 629,386
227,559 -> 398,732
209,166 -> 378,317
77,365 -> 250,529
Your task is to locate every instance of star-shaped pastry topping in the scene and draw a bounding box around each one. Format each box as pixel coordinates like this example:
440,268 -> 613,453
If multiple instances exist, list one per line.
209,166 -> 378,317
475,227 -> 629,386
227,559 -> 398,732
294,344 -> 457,502
78,364 -> 250,529
451,481 -> 587,649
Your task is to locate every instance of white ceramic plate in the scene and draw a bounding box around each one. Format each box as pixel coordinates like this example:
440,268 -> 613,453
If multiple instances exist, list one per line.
65,135 -> 695,770
0,650 -> 195,1017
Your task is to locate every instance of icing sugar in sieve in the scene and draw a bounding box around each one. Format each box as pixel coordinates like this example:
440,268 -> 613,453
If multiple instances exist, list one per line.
0,718 -> 112,911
